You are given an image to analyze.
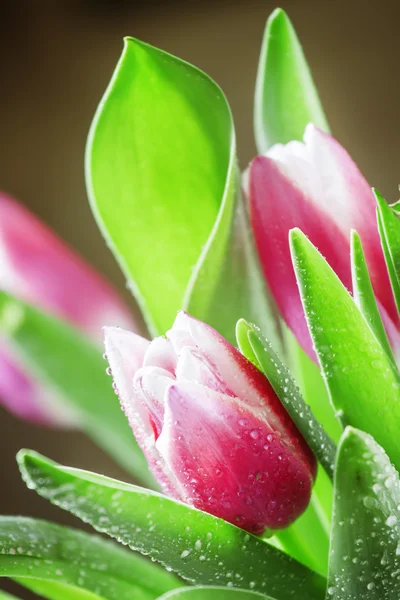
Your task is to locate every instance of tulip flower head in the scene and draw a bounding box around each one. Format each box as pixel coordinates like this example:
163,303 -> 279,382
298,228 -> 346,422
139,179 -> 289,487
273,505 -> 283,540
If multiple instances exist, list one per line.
246,125 -> 400,360
105,312 -> 316,534
0,192 -> 134,425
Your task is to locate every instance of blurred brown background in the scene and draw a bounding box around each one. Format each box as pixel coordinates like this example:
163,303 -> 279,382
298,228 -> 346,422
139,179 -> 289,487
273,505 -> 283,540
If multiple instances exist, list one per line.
0,0 -> 399,596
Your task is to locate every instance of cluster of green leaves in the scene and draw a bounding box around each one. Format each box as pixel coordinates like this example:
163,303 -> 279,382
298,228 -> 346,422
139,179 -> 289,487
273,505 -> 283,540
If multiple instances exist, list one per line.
2,6 -> 400,600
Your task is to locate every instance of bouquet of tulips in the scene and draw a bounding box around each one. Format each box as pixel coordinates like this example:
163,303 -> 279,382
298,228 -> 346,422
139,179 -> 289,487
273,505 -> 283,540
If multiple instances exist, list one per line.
0,8 -> 399,600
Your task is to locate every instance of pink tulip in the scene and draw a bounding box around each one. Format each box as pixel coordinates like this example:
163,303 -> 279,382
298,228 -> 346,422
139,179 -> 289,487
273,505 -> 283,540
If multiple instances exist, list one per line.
0,191 -> 134,425
246,124 -> 399,360
104,311 -> 316,533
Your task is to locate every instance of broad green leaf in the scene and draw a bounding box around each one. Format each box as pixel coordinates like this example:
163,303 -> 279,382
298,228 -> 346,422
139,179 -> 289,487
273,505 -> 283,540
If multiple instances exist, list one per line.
375,189 -> 400,315
0,291 -> 154,488
236,319 -> 336,479
158,587 -> 273,599
0,517 -> 179,600
254,8 -> 329,153
290,228 -> 400,472
350,230 -> 395,363
327,427 -> 400,599
18,451 -> 326,600
86,37 -> 230,336
86,38 -> 278,347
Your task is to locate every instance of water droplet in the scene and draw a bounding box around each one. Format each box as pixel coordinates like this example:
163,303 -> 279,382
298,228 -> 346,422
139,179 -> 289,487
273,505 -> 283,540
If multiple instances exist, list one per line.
327,586 -> 335,596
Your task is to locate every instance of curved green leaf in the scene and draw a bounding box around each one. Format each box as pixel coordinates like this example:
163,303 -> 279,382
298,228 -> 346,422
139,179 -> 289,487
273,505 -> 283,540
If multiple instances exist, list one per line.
236,319 -> 335,479
18,451 -> 326,600
158,587 -> 273,599
0,291 -> 154,487
290,228 -> 400,472
328,427 -> 400,599
0,517 -> 179,600
350,230 -> 395,363
85,38 -> 230,336
86,38 -> 278,347
236,319 -> 331,576
254,8 -> 329,153
284,332 -> 342,444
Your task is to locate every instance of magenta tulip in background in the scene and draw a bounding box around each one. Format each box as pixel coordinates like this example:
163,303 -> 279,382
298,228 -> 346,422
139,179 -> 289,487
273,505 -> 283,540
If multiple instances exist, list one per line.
105,311 -> 316,533
246,125 -> 400,360
0,192 -> 134,425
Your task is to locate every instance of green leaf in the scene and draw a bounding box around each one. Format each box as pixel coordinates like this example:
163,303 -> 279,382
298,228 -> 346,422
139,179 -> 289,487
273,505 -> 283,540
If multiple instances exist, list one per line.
86,37 -> 231,336
284,331 -> 342,444
0,591 -> 22,599
0,291 -> 154,488
375,189 -> 400,315
0,517 -> 179,600
328,427 -> 400,599
157,587 -> 273,599
275,469 -> 330,577
350,229 -> 395,363
236,319 -> 332,576
15,580 -> 104,600
236,319 -> 336,479
18,451 -> 326,600
290,228 -> 400,472
185,180 -> 281,348
86,38 -> 278,347
254,8 -> 329,153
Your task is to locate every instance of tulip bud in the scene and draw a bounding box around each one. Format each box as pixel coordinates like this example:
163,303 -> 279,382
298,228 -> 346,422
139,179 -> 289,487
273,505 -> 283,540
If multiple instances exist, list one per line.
105,312 -> 316,534
0,192 -> 134,425
245,124 -> 400,359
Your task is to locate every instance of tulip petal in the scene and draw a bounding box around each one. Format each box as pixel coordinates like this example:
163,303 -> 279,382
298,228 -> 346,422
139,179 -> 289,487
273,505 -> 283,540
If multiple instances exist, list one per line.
247,126 -> 398,358
0,343 -> 77,426
0,193 -> 133,343
175,346 -> 233,395
104,326 -> 183,498
170,312 -> 305,439
305,127 -> 397,323
143,337 -> 177,373
157,381 -> 313,532
134,366 -> 173,437
248,154 -> 354,358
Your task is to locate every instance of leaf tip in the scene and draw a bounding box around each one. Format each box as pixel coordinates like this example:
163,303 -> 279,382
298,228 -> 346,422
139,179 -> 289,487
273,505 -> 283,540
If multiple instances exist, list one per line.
16,449 -> 51,491
373,187 -> 386,209
288,227 -> 307,255
350,228 -> 361,249
266,7 -> 291,31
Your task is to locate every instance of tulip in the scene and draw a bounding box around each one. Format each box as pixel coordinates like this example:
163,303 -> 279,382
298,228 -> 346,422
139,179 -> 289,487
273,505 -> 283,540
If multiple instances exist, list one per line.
245,124 -> 400,360
0,191 -> 134,425
104,311 -> 316,534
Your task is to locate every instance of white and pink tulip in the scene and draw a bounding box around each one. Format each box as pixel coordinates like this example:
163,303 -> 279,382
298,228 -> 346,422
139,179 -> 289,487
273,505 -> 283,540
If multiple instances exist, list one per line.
246,125 -> 399,359
105,311 -> 316,533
